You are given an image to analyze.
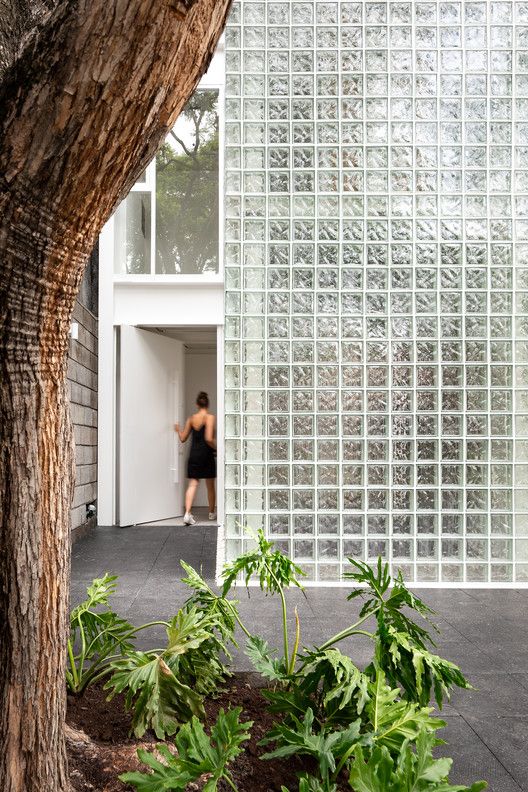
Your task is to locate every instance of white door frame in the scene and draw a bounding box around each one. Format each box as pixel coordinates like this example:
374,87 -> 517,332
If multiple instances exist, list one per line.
117,326 -> 185,526
215,324 -> 225,555
98,317 -> 224,528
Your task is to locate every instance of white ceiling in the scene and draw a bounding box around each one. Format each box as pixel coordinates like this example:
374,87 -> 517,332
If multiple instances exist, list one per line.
138,325 -> 217,352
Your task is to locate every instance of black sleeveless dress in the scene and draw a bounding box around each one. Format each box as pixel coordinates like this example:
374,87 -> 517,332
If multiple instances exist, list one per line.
187,425 -> 216,480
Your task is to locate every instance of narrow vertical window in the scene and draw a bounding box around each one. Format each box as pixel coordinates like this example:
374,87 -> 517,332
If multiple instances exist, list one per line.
156,89 -> 220,274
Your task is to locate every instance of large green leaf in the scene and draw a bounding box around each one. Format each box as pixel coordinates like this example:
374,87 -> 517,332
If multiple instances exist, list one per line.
343,559 -> 471,708
175,640 -> 229,697
105,651 -> 204,738
118,746 -> 192,791
121,707 -> 252,792
180,560 -> 240,645
245,635 -> 288,681
164,606 -> 213,656
375,626 -> 471,709
71,573 -> 119,615
69,574 -> 136,657
262,685 -> 316,722
106,604 -> 233,737
178,566 -> 239,693
175,603 -> 233,695
344,558 -> 436,647
348,731 -> 487,792
364,669 -> 445,754
221,528 -> 305,596
260,708 -> 362,784
281,776 -> 336,792
300,648 -> 369,717
67,574 -> 138,693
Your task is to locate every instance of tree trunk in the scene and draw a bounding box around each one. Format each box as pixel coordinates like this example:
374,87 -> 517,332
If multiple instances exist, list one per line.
0,1 -> 231,790
0,219 -> 81,792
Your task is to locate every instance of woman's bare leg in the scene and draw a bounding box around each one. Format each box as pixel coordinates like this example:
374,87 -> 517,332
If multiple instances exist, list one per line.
206,478 -> 216,514
185,479 -> 199,513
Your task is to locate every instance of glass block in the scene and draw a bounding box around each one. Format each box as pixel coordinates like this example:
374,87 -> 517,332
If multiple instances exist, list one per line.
417,539 -> 438,561
221,0 -> 526,583
417,515 -> 437,535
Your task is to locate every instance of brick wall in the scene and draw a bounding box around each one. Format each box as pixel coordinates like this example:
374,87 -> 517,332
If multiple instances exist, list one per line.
68,249 -> 98,539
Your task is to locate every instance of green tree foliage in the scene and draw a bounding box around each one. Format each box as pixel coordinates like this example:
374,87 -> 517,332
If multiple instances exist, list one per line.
155,89 -> 219,274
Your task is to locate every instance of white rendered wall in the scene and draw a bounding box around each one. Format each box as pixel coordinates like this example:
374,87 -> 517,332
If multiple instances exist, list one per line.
113,282 -> 224,327
97,41 -> 226,527
97,221 -> 116,526
97,268 -> 223,524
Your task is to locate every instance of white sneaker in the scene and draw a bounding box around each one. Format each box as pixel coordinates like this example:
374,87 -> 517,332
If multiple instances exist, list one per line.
183,512 -> 196,525
209,512 -> 217,521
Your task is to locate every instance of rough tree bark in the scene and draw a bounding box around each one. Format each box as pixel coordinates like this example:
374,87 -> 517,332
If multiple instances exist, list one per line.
0,1 -> 231,790
0,0 -> 58,74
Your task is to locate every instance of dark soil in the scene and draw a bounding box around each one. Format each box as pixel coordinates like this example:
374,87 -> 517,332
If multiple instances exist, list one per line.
66,673 -> 344,792
67,683 -> 157,792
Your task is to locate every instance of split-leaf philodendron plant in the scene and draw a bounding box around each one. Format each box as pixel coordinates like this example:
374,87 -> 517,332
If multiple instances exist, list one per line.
70,531 -> 487,792
67,572 -> 238,738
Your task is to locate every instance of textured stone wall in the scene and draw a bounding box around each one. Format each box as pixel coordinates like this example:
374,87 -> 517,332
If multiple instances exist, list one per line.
68,249 -> 98,538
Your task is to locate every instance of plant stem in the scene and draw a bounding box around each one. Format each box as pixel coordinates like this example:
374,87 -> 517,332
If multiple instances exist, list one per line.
279,587 -> 289,669
222,772 -> 238,791
317,609 -> 378,652
225,599 -> 252,639
77,615 -> 87,670
83,620 -> 170,658
133,620 -> 170,631
345,629 -> 375,639
288,607 -> 300,675
333,742 -> 357,779
77,664 -> 115,694
77,619 -> 169,694
263,559 -> 291,667
67,640 -> 79,691
187,569 -> 253,639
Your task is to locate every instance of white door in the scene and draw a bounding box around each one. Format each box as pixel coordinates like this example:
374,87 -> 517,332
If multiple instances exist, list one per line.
118,326 -> 185,526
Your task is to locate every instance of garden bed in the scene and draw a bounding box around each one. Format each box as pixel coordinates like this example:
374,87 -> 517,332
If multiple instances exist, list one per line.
66,552 -> 486,792
67,672 -> 345,792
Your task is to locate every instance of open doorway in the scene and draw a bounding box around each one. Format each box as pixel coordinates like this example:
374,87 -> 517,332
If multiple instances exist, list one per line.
116,324 -> 220,527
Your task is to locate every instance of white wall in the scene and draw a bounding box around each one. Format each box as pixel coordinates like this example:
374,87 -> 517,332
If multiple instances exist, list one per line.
113,282 -> 224,326
184,349 -> 217,507
97,40 -> 225,527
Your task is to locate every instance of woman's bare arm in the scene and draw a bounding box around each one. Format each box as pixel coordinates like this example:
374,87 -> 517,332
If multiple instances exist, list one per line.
175,417 -> 192,443
205,414 -> 216,450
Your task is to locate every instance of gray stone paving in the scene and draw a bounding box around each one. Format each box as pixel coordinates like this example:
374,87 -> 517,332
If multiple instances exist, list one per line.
72,526 -> 528,792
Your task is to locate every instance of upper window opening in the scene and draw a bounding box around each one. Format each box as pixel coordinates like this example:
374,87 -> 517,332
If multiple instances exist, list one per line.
113,89 -> 220,276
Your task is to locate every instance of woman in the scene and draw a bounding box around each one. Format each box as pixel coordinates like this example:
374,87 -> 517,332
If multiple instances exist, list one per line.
174,391 -> 216,525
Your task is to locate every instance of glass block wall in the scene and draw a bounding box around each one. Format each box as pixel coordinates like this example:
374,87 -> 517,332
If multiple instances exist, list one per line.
223,0 -> 528,583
